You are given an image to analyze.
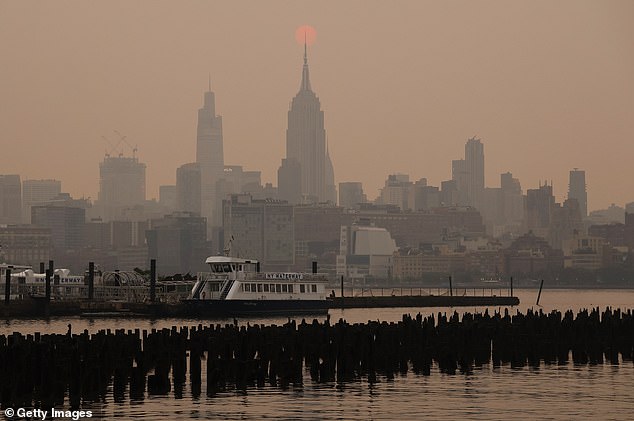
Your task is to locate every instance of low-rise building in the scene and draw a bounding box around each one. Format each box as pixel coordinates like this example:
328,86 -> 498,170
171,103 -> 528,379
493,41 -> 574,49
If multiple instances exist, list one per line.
563,234 -> 606,270
392,245 -> 466,280
337,224 -> 397,281
500,232 -> 564,278
0,225 -> 51,267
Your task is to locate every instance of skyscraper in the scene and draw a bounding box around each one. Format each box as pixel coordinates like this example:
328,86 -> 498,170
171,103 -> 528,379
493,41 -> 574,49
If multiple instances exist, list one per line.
339,182 -> 367,209
176,163 -> 201,215
324,145 -> 337,203
31,204 -> 85,251
158,185 -> 177,212
451,159 -> 468,206
379,174 -> 413,210
525,182 -> 555,237
278,158 -> 302,205
282,42 -> 333,203
465,137 -> 485,209
451,137 -> 485,209
96,156 -> 146,221
222,194 -> 294,269
499,172 -> 524,226
195,81 -> 224,233
0,175 -> 22,225
146,212 -> 211,275
22,179 -> 62,223
568,169 -> 587,217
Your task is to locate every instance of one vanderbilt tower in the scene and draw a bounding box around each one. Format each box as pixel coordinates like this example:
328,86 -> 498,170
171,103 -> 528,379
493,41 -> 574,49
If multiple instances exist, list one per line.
282,41 -> 336,204
196,80 -> 224,236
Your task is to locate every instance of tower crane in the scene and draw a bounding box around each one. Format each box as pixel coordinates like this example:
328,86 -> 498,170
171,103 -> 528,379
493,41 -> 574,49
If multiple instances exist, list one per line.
100,130 -> 138,158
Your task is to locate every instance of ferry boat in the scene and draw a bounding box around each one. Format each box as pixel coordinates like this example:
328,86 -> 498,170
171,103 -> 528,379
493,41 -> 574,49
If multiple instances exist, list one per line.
11,268 -> 84,285
183,256 -> 330,316
10,268 -> 85,299
0,265 -> 85,300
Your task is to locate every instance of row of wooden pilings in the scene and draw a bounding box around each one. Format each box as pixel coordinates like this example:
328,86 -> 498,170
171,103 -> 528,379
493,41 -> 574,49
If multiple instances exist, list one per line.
1,307 -> 633,408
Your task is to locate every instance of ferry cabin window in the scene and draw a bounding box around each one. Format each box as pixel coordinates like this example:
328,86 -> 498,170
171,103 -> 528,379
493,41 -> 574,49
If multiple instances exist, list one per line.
275,284 -> 282,293
269,284 -> 275,292
311,284 -> 317,293
263,284 -> 269,292
244,284 -> 251,292
222,264 -> 232,272
251,283 -> 257,292
288,284 -> 294,293
300,284 -> 305,293
282,284 -> 288,293
257,283 -> 262,292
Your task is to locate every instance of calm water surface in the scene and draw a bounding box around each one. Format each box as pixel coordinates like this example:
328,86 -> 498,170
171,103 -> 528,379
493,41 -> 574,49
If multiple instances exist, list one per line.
1,289 -> 633,420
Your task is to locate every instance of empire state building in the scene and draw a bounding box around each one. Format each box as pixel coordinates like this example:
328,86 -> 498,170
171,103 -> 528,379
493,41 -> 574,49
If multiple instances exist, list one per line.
281,43 -> 336,204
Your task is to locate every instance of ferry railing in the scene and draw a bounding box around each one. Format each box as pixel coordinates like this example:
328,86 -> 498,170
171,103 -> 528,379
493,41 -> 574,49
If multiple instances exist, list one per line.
196,272 -> 228,282
336,282 -> 517,298
193,272 -> 227,300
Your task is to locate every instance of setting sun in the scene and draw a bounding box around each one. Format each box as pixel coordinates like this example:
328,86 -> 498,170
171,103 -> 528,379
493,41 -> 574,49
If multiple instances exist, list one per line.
295,25 -> 316,46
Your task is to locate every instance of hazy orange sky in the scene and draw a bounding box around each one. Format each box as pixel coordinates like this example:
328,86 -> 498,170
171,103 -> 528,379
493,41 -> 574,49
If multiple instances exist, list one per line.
1,1 -> 633,212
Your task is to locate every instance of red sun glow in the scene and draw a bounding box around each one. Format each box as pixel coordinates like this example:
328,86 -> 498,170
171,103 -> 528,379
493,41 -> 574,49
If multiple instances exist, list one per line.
295,25 -> 316,46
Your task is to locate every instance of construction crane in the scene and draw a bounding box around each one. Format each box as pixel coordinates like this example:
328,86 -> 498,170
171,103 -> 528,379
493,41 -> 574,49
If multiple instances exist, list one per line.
100,130 -> 138,158
113,130 -> 138,158
101,135 -> 122,158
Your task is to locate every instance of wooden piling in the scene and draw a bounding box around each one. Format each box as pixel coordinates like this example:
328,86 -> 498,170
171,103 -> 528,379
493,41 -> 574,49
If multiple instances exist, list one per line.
45,269 -> 51,301
88,261 -> 95,300
340,275 -> 344,299
536,279 -> 544,305
4,268 -> 10,304
150,259 -> 156,303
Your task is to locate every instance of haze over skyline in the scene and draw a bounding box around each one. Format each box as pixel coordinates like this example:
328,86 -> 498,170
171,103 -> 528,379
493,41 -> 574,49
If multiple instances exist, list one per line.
1,1 -> 633,212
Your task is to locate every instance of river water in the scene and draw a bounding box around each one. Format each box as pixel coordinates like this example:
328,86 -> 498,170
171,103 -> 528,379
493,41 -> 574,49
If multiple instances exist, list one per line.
1,289 -> 633,420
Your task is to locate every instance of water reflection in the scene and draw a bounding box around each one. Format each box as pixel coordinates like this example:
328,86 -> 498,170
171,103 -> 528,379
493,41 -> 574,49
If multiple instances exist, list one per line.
1,289 -> 633,419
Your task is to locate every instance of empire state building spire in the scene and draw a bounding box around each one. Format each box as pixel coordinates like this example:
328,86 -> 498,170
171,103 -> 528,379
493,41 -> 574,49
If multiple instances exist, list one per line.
300,38 -> 312,92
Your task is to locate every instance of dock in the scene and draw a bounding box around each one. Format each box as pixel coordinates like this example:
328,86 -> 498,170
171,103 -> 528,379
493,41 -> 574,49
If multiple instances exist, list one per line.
0,294 -> 519,318
329,294 -> 519,309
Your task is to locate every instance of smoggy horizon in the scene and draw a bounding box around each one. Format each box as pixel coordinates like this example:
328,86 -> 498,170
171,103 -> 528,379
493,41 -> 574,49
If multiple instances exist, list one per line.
1,1 -> 633,212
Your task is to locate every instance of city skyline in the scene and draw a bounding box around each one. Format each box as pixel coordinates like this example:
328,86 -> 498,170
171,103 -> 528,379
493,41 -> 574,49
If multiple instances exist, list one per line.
1,1 -> 633,211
